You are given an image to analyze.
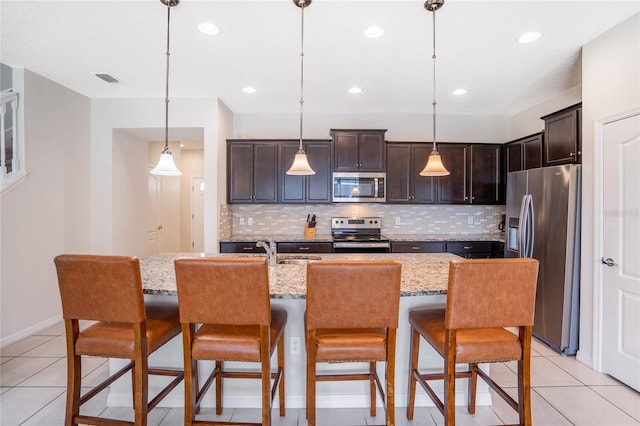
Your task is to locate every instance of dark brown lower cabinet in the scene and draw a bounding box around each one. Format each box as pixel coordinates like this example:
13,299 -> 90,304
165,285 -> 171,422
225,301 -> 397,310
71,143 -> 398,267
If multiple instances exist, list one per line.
220,242 -> 262,253
446,241 -> 494,259
277,242 -> 333,253
391,241 -> 445,253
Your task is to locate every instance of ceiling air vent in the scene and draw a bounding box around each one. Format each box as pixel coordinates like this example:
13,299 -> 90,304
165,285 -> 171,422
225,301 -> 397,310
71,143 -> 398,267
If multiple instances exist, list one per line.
94,73 -> 119,83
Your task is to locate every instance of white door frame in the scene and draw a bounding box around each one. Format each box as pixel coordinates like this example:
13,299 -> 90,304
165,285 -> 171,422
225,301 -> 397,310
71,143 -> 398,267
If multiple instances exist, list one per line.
592,107 -> 640,372
191,176 -> 205,254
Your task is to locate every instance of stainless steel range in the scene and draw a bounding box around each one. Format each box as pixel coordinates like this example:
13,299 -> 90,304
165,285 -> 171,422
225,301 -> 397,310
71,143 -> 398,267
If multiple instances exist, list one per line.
331,217 -> 390,253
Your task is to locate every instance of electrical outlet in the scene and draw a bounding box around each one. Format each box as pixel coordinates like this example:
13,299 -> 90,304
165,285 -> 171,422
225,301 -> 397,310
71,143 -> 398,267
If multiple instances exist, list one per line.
290,337 -> 301,355
248,217 -> 254,226
395,217 -> 402,225
467,216 -> 474,225
239,217 -> 245,226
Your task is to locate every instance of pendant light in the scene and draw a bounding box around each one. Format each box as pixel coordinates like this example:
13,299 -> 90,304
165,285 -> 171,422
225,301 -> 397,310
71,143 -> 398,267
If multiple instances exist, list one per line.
420,0 -> 450,177
286,0 -> 315,176
151,0 -> 182,176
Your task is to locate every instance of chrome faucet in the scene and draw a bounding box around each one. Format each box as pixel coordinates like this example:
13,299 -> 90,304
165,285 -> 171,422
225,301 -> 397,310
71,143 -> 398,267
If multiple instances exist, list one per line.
256,238 -> 277,268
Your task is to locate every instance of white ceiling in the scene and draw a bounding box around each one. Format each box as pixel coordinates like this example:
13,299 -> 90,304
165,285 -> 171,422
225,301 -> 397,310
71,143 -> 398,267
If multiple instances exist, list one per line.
2,0 -> 639,117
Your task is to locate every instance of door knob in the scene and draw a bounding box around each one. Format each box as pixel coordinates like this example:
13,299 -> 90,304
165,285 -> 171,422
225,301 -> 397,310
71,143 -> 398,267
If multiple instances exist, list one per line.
601,257 -> 617,267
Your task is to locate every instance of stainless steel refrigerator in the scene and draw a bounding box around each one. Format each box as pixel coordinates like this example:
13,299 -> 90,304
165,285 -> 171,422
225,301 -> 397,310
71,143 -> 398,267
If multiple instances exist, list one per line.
505,164 -> 581,355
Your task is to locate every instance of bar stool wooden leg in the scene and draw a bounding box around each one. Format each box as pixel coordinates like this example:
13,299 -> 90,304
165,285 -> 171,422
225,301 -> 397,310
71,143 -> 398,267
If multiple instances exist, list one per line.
260,326 -> 271,426
468,362 -> 478,414
444,331 -> 457,426
369,362 -> 377,417
519,327 -> 533,426
386,329 -> 397,426
183,324 -> 195,426
278,334 -> 286,416
306,331 -> 317,426
133,325 -> 149,426
64,320 -> 81,426
215,360 -> 223,415
406,325 -> 419,420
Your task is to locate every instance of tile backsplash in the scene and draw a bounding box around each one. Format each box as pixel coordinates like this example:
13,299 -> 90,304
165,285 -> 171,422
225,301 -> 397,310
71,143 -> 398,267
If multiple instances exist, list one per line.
219,204 -> 505,239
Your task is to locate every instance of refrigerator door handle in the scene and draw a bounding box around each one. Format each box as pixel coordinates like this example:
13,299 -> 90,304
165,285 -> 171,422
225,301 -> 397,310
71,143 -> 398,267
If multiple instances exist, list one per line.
526,195 -> 535,258
518,195 -> 528,257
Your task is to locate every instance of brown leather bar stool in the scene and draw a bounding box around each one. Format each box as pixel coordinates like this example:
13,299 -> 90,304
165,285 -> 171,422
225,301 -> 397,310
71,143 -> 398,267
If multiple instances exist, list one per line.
406,258 -> 540,426
53,254 -> 184,426
305,260 -> 402,426
174,257 -> 286,426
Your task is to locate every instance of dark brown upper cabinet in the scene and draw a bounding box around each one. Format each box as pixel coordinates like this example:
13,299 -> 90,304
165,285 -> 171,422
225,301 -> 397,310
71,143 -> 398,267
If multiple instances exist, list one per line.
542,103 -> 581,166
386,142 -> 437,203
280,141 -> 332,204
227,141 -> 279,204
438,143 -> 503,205
331,129 -> 386,172
505,132 -> 543,172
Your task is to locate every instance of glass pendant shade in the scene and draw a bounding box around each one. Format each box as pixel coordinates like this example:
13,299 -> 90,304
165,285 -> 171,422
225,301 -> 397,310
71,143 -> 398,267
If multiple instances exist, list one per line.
151,151 -> 182,176
420,150 -> 450,176
287,149 -> 315,175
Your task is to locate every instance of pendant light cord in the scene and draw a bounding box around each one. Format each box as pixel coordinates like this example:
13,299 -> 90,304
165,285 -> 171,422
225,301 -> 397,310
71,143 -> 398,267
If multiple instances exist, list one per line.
298,1 -> 306,151
431,9 -> 437,154
164,1 -> 171,154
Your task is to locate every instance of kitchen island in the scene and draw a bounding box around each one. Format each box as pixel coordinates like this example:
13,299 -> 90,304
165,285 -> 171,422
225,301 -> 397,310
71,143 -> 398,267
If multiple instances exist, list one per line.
140,252 -> 456,298
109,252 -> 493,411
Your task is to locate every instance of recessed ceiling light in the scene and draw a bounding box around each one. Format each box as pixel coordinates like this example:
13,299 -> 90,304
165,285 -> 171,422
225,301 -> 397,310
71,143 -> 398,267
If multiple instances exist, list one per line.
198,22 -> 220,35
364,26 -> 384,38
242,86 -> 256,94
518,31 -> 541,44
348,87 -> 362,94
452,88 -> 467,95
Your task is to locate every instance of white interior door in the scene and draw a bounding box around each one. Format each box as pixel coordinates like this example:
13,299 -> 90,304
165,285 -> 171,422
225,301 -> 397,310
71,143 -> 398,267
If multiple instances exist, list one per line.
148,172 -> 163,255
191,177 -> 205,253
601,111 -> 640,391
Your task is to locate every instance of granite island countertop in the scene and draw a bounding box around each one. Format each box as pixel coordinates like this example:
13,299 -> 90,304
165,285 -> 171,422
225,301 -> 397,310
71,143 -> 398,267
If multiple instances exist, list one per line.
141,252 -> 459,299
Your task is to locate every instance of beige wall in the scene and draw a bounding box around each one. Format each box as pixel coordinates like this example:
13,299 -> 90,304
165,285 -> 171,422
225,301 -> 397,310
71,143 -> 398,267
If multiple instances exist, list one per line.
234,112 -> 512,143
1,69 -> 91,344
579,12 -> 640,367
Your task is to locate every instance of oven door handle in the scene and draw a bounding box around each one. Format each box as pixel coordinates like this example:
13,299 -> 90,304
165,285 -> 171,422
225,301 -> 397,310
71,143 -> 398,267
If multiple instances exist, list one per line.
333,242 -> 391,249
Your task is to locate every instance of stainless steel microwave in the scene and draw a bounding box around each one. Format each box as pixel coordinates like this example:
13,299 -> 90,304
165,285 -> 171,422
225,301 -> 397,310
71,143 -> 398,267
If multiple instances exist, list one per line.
332,172 -> 386,203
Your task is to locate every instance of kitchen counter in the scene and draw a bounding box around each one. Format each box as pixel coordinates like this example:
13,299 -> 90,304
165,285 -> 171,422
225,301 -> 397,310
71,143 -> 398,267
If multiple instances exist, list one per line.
140,252 -> 458,298
388,233 -> 505,243
219,233 -> 505,243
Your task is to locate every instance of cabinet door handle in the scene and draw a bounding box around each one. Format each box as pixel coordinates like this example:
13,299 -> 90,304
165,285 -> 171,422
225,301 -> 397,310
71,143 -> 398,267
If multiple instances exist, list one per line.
299,247 -> 310,251
242,247 -> 253,251
463,246 -> 473,250
569,152 -> 575,157
411,246 -> 421,250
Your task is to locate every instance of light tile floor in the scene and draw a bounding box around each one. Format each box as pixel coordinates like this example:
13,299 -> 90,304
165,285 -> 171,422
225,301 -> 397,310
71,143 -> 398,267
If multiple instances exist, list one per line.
1,321 -> 639,425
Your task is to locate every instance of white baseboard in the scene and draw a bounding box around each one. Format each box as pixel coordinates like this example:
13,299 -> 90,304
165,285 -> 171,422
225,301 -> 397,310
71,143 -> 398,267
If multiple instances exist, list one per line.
0,314 -> 62,349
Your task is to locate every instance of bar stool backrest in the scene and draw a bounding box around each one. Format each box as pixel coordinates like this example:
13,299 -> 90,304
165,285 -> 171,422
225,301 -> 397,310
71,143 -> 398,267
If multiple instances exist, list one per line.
54,254 -> 146,323
306,260 -> 402,330
174,257 -> 271,326
445,258 -> 539,330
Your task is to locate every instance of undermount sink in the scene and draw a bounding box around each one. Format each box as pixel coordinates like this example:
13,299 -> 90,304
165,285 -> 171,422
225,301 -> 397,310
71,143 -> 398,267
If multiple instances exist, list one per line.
277,255 -> 322,265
